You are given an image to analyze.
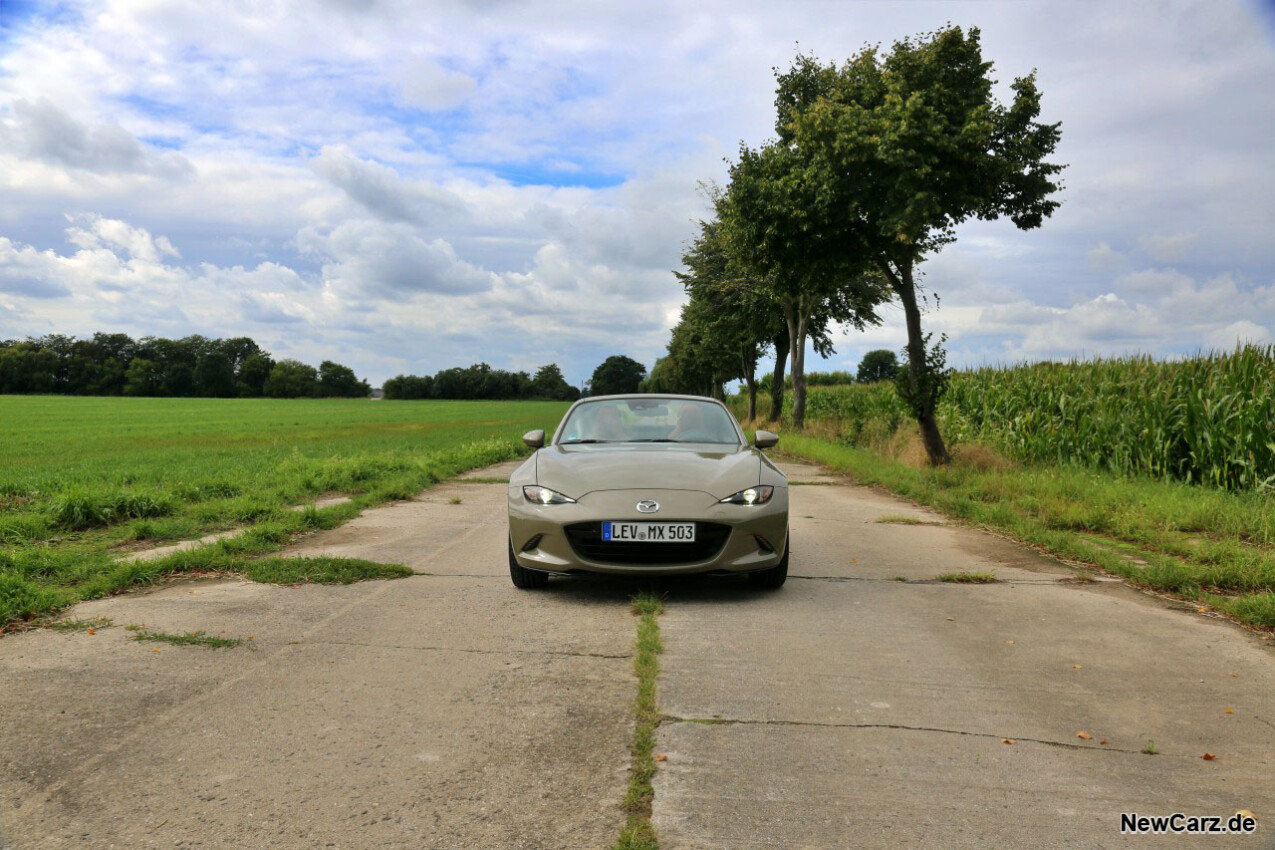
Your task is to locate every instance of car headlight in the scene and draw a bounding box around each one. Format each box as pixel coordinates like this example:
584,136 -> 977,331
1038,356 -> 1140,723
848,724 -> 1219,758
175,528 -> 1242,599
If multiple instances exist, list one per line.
523,485 -> 577,505
719,485 -> 774,505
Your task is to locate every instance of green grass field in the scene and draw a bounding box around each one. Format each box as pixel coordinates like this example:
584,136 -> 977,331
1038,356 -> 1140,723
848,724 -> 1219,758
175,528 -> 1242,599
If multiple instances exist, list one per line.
0,396 -> 569,628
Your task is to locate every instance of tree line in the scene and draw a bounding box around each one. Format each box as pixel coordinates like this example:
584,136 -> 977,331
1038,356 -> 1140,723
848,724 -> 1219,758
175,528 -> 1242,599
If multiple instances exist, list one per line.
383,363 -> 581,401
383,354 -> 652,401
650,26 -> 1063,464
0,333 -> 370,398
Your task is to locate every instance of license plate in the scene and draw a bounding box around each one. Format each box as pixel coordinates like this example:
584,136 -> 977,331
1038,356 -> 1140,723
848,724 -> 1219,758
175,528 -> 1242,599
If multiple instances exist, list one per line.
602,522 -> 696,543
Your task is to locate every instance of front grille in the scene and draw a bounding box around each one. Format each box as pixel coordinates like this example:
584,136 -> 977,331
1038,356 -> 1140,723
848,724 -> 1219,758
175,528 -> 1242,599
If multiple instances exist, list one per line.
564,521 -> 731,565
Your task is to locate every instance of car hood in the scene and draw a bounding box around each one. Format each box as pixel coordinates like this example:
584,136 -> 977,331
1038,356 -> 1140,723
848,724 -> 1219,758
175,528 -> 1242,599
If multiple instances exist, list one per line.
538,443 -> 761,498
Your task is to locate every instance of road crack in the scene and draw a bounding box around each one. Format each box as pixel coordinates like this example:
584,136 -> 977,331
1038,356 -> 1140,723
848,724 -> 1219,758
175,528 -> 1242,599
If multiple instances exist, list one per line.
792,575 -> 1062,586
305,639 -> 631,659
661,715 -> 1160,755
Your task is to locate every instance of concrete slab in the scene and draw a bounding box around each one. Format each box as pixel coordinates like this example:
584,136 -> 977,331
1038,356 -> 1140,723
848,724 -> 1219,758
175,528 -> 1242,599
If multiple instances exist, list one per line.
651,461 -> 1275,848
0,465 -> 635,849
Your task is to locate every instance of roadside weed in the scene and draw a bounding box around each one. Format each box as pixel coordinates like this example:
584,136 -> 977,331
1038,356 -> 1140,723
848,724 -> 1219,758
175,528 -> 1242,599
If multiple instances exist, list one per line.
125,624 -> 248,649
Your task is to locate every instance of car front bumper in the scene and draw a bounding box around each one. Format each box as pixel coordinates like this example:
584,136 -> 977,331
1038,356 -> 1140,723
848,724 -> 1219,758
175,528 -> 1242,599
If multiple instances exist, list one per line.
508,486 -> 789,576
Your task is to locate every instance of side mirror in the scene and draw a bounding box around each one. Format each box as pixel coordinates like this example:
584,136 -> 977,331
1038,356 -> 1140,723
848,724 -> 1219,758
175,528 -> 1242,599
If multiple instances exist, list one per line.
754,430 -> 778,449
523,429 -> 546,449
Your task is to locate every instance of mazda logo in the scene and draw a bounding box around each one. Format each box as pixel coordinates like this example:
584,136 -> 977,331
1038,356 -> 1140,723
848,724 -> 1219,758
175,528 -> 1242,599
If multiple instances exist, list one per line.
636,500 -> 660,513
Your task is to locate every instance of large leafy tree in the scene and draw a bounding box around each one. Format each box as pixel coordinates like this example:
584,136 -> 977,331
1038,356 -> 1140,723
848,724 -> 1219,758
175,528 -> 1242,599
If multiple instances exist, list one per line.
265,359 -> 320,398
674,218 -> 775,415
590,355 -> 647,396
720,142 -> 889,429
778,27 -> 1064,463
319,360 -> 370,398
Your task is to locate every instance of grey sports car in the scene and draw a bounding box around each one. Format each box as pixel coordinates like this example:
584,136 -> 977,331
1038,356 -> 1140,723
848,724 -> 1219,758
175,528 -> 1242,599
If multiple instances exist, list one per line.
507,394 -> 789,588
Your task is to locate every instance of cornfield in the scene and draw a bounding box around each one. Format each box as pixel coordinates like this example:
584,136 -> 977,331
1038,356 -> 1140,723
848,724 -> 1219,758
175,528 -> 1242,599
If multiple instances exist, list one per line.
743,345 -> 1275,491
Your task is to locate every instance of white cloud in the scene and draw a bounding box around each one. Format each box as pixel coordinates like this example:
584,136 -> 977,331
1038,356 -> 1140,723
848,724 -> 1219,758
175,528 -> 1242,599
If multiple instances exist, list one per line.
0,97 -> 193,177
1204,320 -> 1270,349
1087,241 -> 1123,271
1137,232 -> 1198,262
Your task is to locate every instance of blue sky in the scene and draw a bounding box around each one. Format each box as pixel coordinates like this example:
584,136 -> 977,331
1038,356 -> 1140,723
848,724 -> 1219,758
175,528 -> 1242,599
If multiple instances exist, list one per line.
1,0 -> 1273,386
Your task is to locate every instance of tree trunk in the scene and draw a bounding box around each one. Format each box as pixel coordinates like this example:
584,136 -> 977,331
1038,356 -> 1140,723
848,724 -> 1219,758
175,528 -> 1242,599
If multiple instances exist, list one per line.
890,258 -> 951,466
769,328 -> 789,422
787,302 -> 809,430
741,344 -> 757,422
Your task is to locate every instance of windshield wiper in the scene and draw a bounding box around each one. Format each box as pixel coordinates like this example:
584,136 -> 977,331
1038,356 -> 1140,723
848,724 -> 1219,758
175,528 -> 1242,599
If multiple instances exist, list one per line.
628,438 -> 679,442
560,438 -> 607,444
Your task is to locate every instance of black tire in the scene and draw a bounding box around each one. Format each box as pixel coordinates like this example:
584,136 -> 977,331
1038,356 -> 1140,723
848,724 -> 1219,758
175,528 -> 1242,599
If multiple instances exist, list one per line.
509,538 -> 549,589
749,534 -> 789,589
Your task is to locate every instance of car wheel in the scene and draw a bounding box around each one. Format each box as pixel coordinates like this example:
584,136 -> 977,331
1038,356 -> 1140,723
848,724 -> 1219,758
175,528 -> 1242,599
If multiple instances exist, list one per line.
748,534 -> 789,589
509,537 -> 549,589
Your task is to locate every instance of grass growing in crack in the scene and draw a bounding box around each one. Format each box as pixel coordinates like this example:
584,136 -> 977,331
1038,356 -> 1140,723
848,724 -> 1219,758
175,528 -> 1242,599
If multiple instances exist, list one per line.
875,514 -> 922,524
125,624 -> 247,649
47,616 -> 113,632
935,571 -> 998,584
613,591 -> 664,850
448,496 -> 463,505
242,557 -> 411,585
1142,740 -> 1158,755
455,477 -> 510,484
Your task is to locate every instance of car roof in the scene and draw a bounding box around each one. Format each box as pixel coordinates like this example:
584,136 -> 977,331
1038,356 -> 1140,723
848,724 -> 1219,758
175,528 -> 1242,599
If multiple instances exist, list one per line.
574,394 -> 724,403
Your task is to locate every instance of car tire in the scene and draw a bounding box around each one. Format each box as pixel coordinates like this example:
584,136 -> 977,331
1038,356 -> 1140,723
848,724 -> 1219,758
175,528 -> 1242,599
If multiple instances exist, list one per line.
748,534 -> 789,589
509,538 -> 549,589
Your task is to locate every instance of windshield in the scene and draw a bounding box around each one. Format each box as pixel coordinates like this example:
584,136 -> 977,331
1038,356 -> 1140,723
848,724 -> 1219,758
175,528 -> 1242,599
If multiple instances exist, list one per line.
557,398 -> 742,445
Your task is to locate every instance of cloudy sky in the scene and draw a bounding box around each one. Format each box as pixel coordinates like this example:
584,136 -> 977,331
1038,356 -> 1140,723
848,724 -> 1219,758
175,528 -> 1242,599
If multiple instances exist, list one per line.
1,0 -> 1273,387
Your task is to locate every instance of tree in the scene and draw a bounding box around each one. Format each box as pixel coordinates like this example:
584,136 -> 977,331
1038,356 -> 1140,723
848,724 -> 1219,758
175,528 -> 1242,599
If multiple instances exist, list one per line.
590,355 -> 646,396
264,359 -> 319,398
857,350 -> 899,384
237,352 -> 274,397
778,27 -> 1064,463
123,357 -> 165,396
195,349 -> 237,397
720,141 -> 889,429
319,360 -> 370,398
530,364 -> 578,400
675,216 -> 776,417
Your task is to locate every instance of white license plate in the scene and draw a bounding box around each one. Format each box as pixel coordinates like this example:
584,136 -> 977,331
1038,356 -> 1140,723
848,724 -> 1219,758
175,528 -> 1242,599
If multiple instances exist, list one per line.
602,522 -> 696,543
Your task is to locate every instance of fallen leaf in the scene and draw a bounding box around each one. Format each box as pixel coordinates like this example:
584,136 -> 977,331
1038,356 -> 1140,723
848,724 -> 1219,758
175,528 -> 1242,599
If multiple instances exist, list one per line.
151,648 -> 161,653
1197,606 -> 1208,613
1076,731 -> 1093,740
1099,738 -> 1109,745
1224,707 -> 1235,714
1005,640 -> 1015,645
849,558 -> 858,564
1236,809 -> 1255,819
1071,664 -> 1084,669
1001,738 -> 1016,745
654,754 -> 668,762
1201,752 -> 1216,760
86,629 -> 96,635
946,617 -> 955,621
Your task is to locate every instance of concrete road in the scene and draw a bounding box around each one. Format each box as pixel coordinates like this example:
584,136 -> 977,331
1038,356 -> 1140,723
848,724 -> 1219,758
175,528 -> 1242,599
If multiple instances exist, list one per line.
2,458 -> 1273,849
651,462 -> 1275,848
0,462 -> 637,849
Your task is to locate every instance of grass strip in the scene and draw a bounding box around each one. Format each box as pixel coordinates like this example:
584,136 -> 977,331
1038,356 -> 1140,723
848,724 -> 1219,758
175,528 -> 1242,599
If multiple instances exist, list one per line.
935,572 -> 998,584
776,433 -> 1275,630
125,624 -> 247,649
46,616 -> 113,632
613,592 -> 665,850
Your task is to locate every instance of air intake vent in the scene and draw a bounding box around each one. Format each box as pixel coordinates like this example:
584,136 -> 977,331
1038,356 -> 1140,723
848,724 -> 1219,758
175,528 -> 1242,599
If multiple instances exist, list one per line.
564,522 -> 731,565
